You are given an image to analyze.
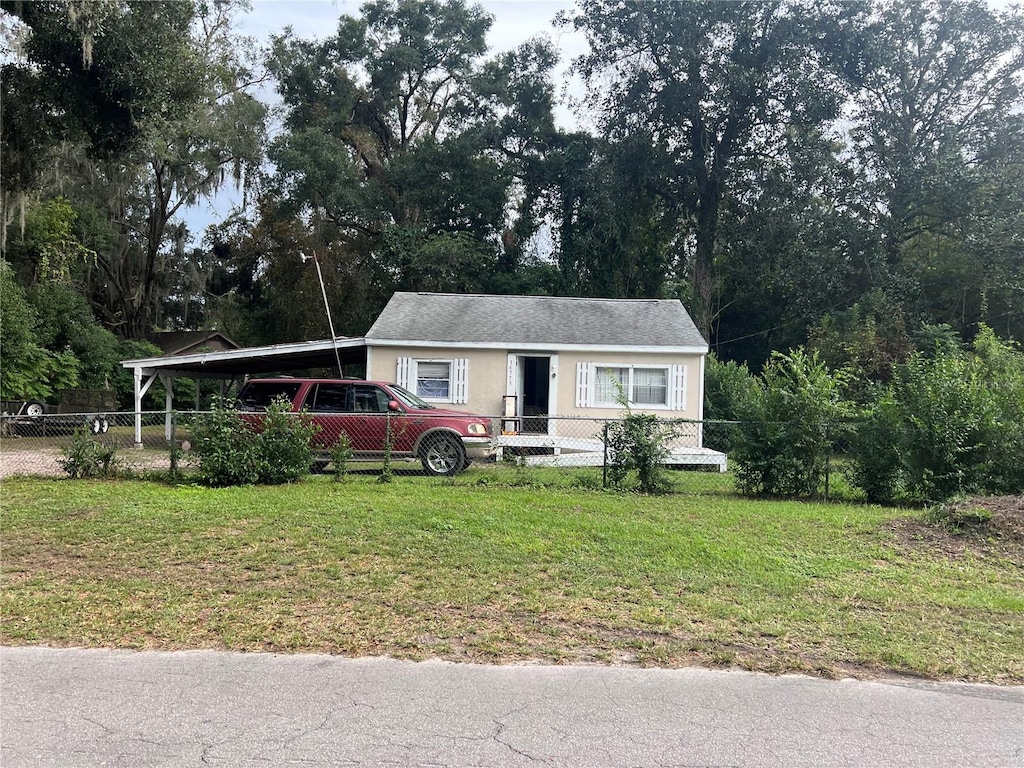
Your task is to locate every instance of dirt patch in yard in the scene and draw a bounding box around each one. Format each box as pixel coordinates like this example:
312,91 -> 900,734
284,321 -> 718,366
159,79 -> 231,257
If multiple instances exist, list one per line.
0,447 -> 65,478
0,445 -> 174,479
885,495 -> 1024,561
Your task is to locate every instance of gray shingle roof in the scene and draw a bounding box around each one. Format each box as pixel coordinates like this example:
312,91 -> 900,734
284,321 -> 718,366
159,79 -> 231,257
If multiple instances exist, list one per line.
366,293 -> 707,349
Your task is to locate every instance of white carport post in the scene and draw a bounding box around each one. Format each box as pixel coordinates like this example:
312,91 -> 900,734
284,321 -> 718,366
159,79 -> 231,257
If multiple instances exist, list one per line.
161,374 -> 174,443
132,365 -> 161,449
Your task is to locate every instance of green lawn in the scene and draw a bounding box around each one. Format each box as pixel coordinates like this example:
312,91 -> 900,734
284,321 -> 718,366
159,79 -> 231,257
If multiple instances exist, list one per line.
2,473 -> 1021,682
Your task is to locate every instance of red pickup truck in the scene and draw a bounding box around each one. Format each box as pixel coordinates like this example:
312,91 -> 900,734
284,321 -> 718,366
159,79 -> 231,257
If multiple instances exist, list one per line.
235,378 -> 493,475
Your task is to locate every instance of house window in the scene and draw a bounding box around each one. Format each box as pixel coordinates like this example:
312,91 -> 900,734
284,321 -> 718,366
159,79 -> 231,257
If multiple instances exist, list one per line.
594,365 -> 669,407
578,362 -> 685,411
396,357 -> 469,404
632,367 -> 668,405
595,366 -> 629,405
416,361 -> 451,400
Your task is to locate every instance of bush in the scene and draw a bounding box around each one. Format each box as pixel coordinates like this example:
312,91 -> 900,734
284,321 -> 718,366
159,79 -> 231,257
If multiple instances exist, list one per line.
733,349 -> 850,497
849,326 -> 1024,504
257,399 -> 318,484
702,353 -> 757,452
330,432 -> 354,481
605,410 -> 674,494
849,395 -> 904,503
894,351 -> 996,502
59,427 -> 119,479
972,326 -> 1024,495
703,353 -> 757,420
189,399 -> 262,486
189,397 -> 318,486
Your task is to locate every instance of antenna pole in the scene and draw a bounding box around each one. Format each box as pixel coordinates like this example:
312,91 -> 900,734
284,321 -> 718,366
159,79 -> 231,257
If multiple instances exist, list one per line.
311,252 -> 343,378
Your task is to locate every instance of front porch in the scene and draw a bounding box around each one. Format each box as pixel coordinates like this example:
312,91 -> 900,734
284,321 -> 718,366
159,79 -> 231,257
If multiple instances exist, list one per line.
494,431 -> 728,472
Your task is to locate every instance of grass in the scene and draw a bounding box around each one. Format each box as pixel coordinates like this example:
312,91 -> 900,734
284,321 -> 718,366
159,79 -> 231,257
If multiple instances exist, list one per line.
1,471 -> 1022,683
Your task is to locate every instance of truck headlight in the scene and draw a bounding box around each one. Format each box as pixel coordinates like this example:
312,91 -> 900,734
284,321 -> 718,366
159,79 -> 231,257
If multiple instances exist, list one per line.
467,423 -> 488,435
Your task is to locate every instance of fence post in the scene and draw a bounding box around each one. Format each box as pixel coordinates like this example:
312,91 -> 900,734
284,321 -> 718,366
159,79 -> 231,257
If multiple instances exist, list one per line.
602,421 -> 609,488
824,421 -> 831,503
169,411 -> 179,479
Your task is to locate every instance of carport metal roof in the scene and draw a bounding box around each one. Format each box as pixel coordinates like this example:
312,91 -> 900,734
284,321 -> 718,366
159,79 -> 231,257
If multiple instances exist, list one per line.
121,336 -> 368,378
120,337 -> 368,446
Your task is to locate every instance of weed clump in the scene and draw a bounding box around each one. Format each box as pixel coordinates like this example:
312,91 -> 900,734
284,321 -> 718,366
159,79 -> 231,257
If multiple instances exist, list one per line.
59,427 -> 120,479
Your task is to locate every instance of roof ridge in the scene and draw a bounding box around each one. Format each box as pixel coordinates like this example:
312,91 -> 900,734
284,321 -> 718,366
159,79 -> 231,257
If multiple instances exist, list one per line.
401,292 -> 675,304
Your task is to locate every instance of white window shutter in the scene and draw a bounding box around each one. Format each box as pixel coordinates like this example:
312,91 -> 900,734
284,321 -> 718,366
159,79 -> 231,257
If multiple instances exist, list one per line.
670,364 -> 687,411
396,357 -> 414,390
576,362 -> 590,407
452,359 -> 469,404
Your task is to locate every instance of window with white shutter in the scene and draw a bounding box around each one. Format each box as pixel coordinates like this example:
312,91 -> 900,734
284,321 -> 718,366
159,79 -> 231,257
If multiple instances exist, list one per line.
396,358 -> 469,403
416,361 -> 451,399
581,363 -> 677,409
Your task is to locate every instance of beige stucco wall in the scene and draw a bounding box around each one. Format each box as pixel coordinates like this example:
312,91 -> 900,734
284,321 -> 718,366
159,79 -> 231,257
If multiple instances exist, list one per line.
555,350 -> 704,420
367,345 -> 705,422
368,346 -> 510,416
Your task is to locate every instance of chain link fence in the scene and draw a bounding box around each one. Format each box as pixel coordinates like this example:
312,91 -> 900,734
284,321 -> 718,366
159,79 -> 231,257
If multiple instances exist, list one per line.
1,410 -> 858,497
0,411 -> 177,478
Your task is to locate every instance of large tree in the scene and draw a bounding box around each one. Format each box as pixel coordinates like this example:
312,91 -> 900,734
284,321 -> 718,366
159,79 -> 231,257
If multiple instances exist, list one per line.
238,0 -> 560,342
553,132 -> 680,299
566,0 -> 845,341
713,132 -> 877,366
2,1 -> 266,339
0,1 -> 201,246
832,0 -> 1024,339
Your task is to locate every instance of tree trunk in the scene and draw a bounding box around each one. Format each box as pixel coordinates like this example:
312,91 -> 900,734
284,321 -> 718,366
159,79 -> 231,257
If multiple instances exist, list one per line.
691,191 -> 720,344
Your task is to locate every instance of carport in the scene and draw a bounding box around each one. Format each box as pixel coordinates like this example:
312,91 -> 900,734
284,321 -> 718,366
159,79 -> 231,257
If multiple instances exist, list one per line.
120,337 -> 368,447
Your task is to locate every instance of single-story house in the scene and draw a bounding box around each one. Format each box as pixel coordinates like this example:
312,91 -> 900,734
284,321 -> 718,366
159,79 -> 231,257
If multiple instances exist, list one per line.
362,293 -> 718,467
122,292 -> 724,469
365,292 -> 706,424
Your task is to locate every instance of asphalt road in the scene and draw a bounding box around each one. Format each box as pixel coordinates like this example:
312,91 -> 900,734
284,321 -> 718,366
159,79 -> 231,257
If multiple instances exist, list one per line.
2,646 -> 1021,767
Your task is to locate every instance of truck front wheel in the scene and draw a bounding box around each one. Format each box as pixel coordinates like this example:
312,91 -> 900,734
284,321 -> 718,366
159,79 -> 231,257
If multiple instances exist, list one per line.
421,434 -> 466,476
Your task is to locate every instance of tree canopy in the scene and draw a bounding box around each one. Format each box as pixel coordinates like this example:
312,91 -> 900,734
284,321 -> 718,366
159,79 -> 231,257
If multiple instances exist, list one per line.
1,0 -> 1021,400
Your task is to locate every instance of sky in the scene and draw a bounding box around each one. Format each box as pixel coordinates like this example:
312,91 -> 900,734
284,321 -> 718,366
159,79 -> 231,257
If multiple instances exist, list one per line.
183,0 -> 586,239
236,0 -> 582,55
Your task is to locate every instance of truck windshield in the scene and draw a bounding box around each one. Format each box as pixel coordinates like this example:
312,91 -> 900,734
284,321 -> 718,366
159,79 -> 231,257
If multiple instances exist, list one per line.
388,384 -> 435,410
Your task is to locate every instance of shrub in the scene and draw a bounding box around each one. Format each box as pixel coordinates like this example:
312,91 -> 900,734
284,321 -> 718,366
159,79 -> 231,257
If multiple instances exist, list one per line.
892,351 -> 997,502
605,410 -> 674,494
849,395 -> 904,503
702,353 -> 757,452
189,397 -> 318,486
330,432 -> 354,481
703,353 -> 757,421
972,326 -> 1024,495
189,399 -> 262,486
257,399 -> 318,484
733,349 -> 850,497
849,326 -> 1024,504
59,427 -> 119,479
